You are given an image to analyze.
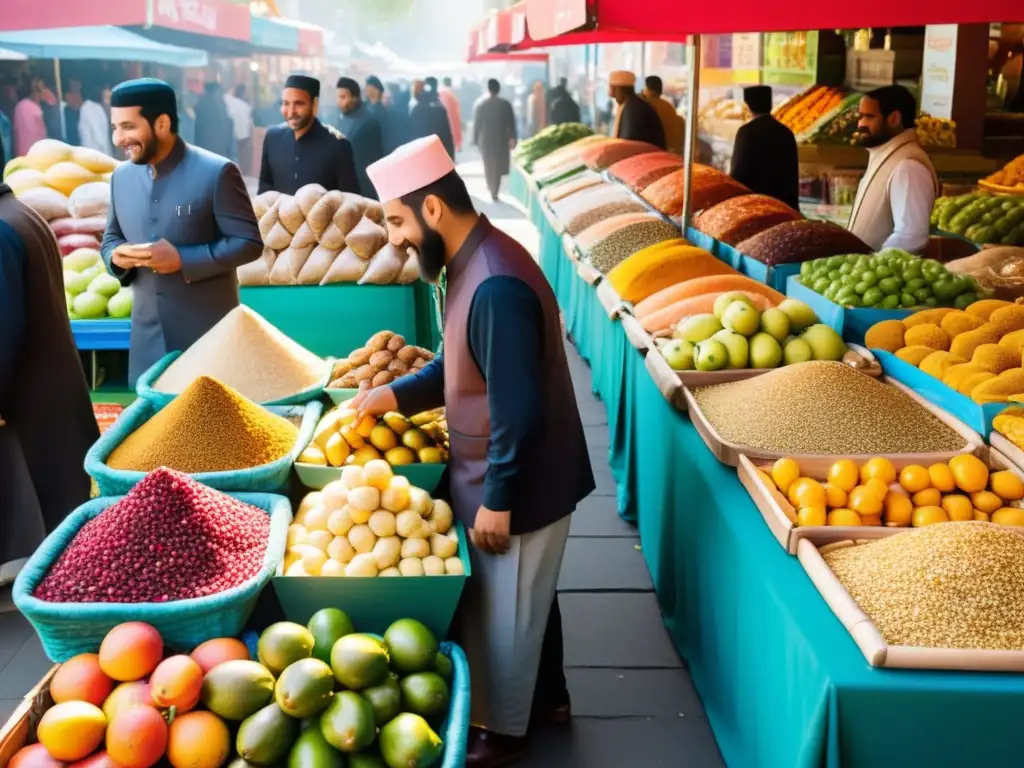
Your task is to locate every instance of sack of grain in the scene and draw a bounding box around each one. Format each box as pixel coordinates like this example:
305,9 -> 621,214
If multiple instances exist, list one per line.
51,216 -> 106,237
252,190 -> 282,220
359,244 -> 406,285
398,251 -> 420,284
291,221 -> 318,250
68,181 -> 110,218
277,195 -> 304,233
295,183 -> 327,216
58,233 -> 101,255
237,247 -> 277,286
346,216 -> 388,260
269,244 -> 314,285
307,190 -> 344,239
18,187 -> 69,221
333,197 -> 369,236
318,221 -> 346,251
297,244 -> 341,285
320,247 -> 368,284
364,200 -> 384,225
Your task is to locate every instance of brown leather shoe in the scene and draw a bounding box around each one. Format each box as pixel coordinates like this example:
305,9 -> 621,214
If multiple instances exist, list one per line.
465,727 -> 530,767
530,701 -> 572,727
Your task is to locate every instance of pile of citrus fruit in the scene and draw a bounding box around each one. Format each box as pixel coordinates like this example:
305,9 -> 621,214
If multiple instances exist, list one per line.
759,454 -> 1024,528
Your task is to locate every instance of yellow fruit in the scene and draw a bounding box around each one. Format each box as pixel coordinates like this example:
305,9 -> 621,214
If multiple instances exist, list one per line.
949,454 -> 989,493
341,424 -> 365,450
912,506 -> 950,527
349,445 -> 382,466
898,464 -> 930,494
827,508 -> 863,526
756,469 -> 777,492
860,514 -> 882,526
928,463 -> 956,492
912,488 -> 942,507
417,447 -> 446,464
827,459 -> 859,492
883,491 -> 913,526
973,510 -> 990,522
772,457 -> 801,494
860,457 -> 896,484
788,478 -> 827,510
971,490 -> 1003,513
324,432 -> 351,467
863,477 -> 890,502
369,425 -> 399,452
848,487 -> 882,516
992,507 -> 1024,526
941,494 -> 973,522
796,506 -> 827,527
990,470 -> 1024,501
298,445 -> 327,466
384,446 -> 417,466
43,161 -> 98,196
822,483 -> 847,509
36,701 -> 107,761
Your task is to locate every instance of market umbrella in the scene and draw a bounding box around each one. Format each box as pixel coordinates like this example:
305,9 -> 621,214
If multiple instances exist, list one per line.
0,46 -> 26,60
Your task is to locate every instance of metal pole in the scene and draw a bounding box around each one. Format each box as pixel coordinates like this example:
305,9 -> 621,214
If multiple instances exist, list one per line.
54,59 -> 66,143
680,35 -> 701,233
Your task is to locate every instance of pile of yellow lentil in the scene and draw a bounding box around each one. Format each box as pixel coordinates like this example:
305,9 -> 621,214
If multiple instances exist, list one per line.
107,376 -> 299,473
823,522 -> 1024,650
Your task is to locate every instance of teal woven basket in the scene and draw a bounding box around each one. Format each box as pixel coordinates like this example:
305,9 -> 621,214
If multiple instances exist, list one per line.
13,492 -> 292,662
84,399 -> 323,496
134,350 -> 332,409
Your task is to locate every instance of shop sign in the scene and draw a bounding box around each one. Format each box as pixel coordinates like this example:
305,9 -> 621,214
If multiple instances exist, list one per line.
731,32 -> 761,83
702,35 -> 733,70
920,24 -> 957,119
152,0 -> 250,41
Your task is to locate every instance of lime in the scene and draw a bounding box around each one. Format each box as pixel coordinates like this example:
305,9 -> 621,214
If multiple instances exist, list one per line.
878,277 -> 900,294
955,292 -> 977,309
875,264 -> 892,278
881,294 -> 901,309
800,261 -> 814,277
901,293 -> 917,308
845,294 -> 863,308
862,287 -> 884,306
828,269 -> 841,281
905,277 -> 926,292
812,276 -> 830,293
924,297 -> 938,306
838,263 -> 853,276
859,270 -> 878,287
931,280 -> 957,301
913,287 -> 932,302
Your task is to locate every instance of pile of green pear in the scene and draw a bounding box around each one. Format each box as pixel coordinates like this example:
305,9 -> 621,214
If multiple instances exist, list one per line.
655,293 -> 847,373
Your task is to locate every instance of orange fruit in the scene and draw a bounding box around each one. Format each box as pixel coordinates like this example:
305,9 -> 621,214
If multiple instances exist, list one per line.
860,457 -> 896,484
949,454 -> 989,493
883,491 -> 913,526
863,477 -> 890,501
912,506 -> 949,527
989,470 -> 1024,502
823,483 -> 848,509
106,706 -> 168,768
150,655 -> 203,713
772,458 -> 800,494
788,478 -> 827,510
102,681 -> 152,723
166,712 -> 231,768
848,486 -> 883,516
860,514 -> 883,526
828,459 -> 859,493
992,508 -> 1024,526
941,494 -> 974,522
50,653 -> 114,708
973,510 -> 990,522
796,506 -> 827,527
912,488 -> 942,507
99,622 -> 163,682
898,465 -> 931,493
971,490 -> 1003,513
827,508 -> 863,526
37,701 -> 106,761
928,463 -> 956,492
189,638 -> 251,676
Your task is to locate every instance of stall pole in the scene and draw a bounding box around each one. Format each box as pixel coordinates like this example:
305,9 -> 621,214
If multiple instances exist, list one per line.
680,35 -> 701,232
53,59 -> 66,143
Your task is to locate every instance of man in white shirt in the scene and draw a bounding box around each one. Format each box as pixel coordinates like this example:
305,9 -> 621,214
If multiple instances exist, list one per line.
224,84 -> 254,174
78,83 -> 112,155
847,85 -> 938,254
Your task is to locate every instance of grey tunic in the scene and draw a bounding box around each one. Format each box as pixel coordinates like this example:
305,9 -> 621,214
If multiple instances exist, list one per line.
101,137 -> 263,385
473,95 -> 517,180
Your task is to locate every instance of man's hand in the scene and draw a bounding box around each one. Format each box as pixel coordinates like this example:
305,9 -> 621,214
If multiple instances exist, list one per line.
111,243 -> 149,271
470,506 -> 511,555
350,386 -> 398,417
145,239 -> 183,275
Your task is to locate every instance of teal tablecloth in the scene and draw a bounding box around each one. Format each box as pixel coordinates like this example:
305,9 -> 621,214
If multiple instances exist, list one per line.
509,163 -> 530,211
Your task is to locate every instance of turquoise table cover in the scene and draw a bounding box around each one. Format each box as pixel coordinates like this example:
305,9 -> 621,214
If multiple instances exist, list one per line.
536,210 -> 1024,768
509,164 -> 530,211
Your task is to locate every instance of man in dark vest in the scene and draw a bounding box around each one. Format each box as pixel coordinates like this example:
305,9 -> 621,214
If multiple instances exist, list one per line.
730,85 -> 801,211
609,69 -> 665,149
0,182 -> 98,588
355,136 -> 595,767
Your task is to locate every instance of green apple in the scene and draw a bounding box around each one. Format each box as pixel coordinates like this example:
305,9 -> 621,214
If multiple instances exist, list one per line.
721,301 -> 760,337
776,298 -> 818,332
749,332 -> 783,369
673,313 -> 723,344
783,337 -> 814,366
801,324 -> 847,361
661,339 -> 695,371
711,329 -> 749,369
694,339 -> 729,371
713,291 -> 756,319
759,307 -> 792,342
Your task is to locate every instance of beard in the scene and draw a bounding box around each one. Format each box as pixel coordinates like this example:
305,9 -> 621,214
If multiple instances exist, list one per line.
412,209 -> 448,284
855,129 -> 890,148
129,134 -> 159,165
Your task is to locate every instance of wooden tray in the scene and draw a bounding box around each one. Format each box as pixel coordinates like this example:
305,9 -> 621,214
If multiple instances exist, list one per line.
0,666 -> 57,768
797,527 -> 1024,671
576,260 -> 602,286
595,280 -> 629,319
684,374 -> 985,468
620,313 -> 651,353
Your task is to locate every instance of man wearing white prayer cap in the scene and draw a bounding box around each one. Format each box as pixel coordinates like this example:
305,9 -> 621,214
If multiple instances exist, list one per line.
609,69 -> 666,149
352,135 -> 595,766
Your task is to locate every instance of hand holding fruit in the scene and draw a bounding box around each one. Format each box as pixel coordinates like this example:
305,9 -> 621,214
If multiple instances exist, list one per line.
470,506 -> 511,555
142,238 -> 183,275
111,243 -> 149,271
351,385 -> 399,417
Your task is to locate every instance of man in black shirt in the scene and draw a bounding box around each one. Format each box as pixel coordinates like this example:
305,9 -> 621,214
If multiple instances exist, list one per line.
258,74 -> 360,195
730,85 -> 800,211
609,70 -> 665,149
337,77 -> 385,199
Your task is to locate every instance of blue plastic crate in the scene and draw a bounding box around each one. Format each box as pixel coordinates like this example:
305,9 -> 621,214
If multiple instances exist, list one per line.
71,319 -> 132,351
874,349 -> 1008,436
740,256 -> 802,292
135,350 -> 332,409
685,226 -> 724,260
85,398 -> 323,496
785,276 -> 909,343
13,492 -> 292,662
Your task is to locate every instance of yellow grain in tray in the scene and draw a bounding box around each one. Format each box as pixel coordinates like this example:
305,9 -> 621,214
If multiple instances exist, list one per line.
940,310 -> 985,339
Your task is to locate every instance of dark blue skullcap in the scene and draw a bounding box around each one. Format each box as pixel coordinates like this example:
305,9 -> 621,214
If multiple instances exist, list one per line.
285,74 -> 320,99
365,75 -> 384,92
110,77 -> 177,120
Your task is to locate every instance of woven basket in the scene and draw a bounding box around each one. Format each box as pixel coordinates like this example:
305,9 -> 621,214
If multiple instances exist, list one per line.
134,350 -> 332,409
84,399 -> 323,496
12,492 -> 292,662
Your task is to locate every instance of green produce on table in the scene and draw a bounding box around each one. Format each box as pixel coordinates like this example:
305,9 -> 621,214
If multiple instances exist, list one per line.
932,192 -> 1024,246
797,250 -> 987,309
513,123 -> 593,171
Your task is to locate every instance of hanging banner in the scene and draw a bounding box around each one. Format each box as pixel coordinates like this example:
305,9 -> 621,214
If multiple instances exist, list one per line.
920,24 -> 958,119
731,32 -> 761,83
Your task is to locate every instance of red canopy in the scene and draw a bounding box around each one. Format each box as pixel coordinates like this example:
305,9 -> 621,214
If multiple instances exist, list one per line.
467,16 -> 549,63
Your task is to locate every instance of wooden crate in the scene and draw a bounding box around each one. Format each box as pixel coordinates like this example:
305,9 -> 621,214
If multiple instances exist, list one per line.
0,666 -> 58,768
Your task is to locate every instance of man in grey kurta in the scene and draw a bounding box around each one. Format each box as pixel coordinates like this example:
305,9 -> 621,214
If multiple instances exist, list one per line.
101,78 -> 262,385
473,79 -> 517,202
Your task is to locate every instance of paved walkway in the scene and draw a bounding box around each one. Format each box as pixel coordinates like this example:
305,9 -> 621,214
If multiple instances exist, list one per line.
0,156 -> 725,767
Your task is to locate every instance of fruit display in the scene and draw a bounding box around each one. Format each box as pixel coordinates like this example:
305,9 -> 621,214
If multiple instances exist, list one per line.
243,184 -> 419,286
606,151 -> 683,194
795,250 -> 986,309
772,85 -> 848,135
823,523 -> 1024,650
635,274 -> 785,333
328,330 -> 435,390
64,247 -> 133,320
640,165 -> 750,219
734,220 -> 872,266
945,246 -> 1024,301
691,361 -> 965,454
512,122 -> 593,171
282,462 -> 463,577
606,240 -> 735,304
299,403 -> 448,469
7,615 -> 451,767
698,97 -> 751,125
915,113 -> 957,149
657,295 -> 845,372
694,194 -> 803,246
995,408 -> 1024,455
804,102 -> 861,146
531,135 -> 611,183
865,300 -> 1024,403
983,153 -> 1024,192
34,468 -> 271,604
757,453 -> 1022,529
931,192 -> 1024,246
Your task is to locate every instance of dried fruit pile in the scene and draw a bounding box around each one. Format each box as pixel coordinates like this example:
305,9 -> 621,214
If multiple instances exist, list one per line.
329,330 -> 435,391
34,468 -> 270,603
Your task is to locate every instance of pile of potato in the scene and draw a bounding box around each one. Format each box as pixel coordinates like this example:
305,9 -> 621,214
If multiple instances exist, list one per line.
299,405 -> 448,468
329,330 -> 435,390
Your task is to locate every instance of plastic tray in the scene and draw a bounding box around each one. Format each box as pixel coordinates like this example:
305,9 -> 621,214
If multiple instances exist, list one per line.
798,525 -> 1024,671
873,349 -> 1008,436
70,318 -> 131,351
595,279 -> 629,319
324,387 -> 360,405
135,350 -> 332,409
684,227 -> 725,262
576,260 -> 602,286
785,275 -> 913,343
85,398 -> 323,496
684,374 -> 985,468
12,492 -> 292,662
272,523 -> 471,640
295,461 -> 446,494
739,255 -> 802,292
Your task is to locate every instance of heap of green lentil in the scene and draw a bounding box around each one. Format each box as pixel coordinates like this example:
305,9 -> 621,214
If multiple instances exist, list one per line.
566,200 -> 647,237
107,376 -> 299,473
589,220 -> 681,273
824,522 -> 1024,650
691,361 -> 964,454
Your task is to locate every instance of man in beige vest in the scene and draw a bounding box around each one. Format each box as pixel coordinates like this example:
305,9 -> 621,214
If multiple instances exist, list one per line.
642,75 -> 685,154
848,85 -> 939,253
